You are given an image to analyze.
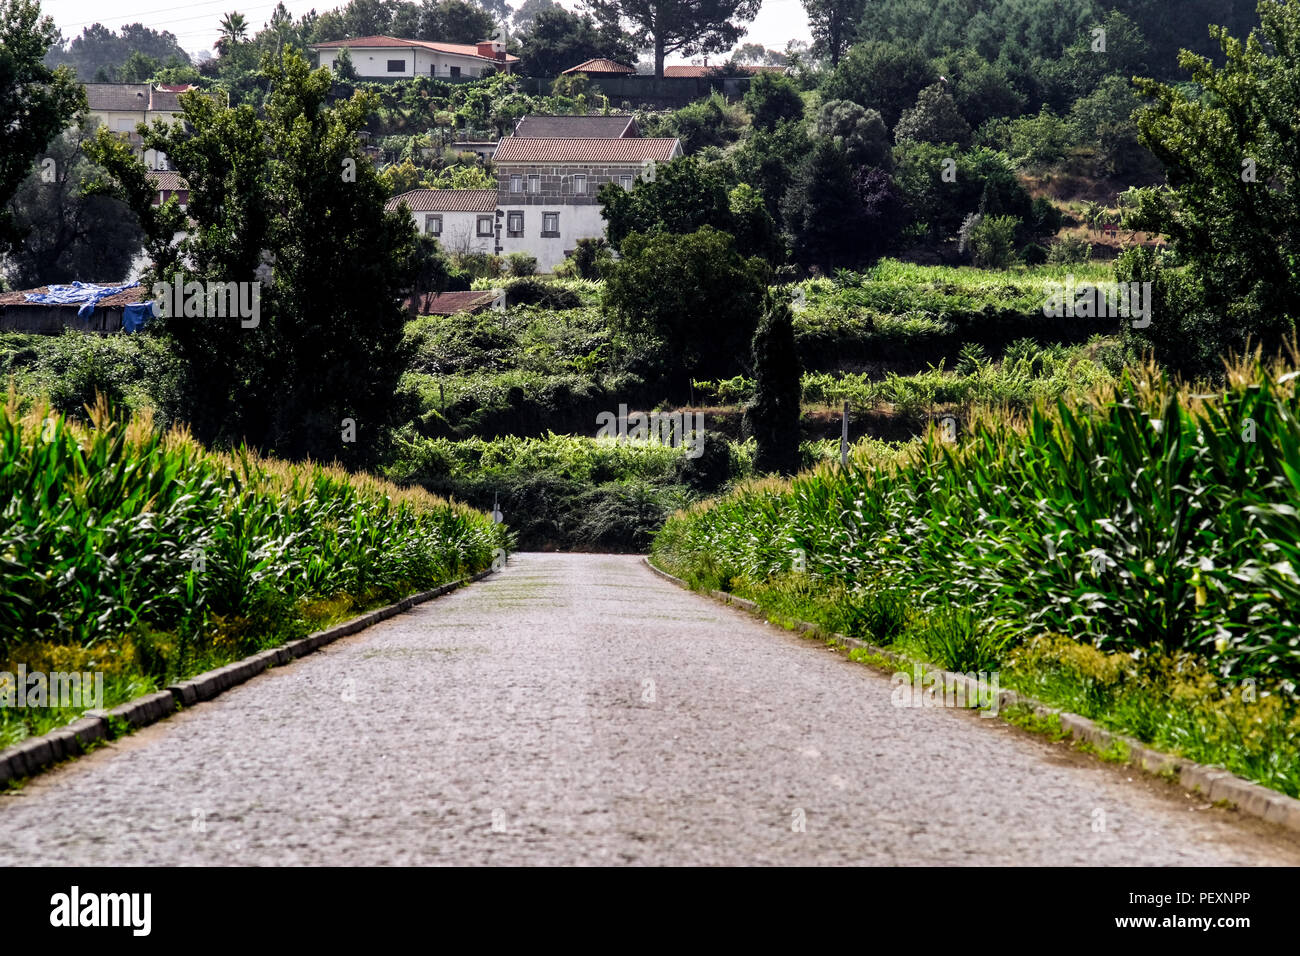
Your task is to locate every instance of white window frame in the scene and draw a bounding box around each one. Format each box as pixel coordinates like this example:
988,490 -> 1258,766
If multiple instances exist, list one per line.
425,214 -> 442,235
619,175 -> 633,190
507,211 -> 524,236
510,174 -> 522,193
528,174 -> 540,193
541,211 -> 559,236
476,215 -> 494,237
572,174 -> 587,196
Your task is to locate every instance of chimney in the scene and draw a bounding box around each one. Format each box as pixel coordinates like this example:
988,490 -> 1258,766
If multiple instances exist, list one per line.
477,40 -> 505,60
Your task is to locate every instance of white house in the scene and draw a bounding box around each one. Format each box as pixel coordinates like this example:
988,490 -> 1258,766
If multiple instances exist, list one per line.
384,188 -> 498,255
84,83 -> 200,171
311,36 -> 519,80
492,136 -> 682,271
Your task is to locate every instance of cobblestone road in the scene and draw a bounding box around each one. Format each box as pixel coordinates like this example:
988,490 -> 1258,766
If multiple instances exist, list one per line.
2,552 -> 1298,865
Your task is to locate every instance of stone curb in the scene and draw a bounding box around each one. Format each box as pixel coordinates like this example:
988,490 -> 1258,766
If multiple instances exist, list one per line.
0,567 -> 496,787
644,556 -> 1300,835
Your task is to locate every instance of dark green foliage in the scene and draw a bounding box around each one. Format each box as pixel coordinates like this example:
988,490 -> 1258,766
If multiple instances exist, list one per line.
518,6 -> 638,76
559,237 -> 614,279
728,119 -> 812,225
87,50 -> 420,467
744,297 -> 802,475
727,183 -> 785,262
813,99 -> 891,169
500,277 -> 582,308
742,71 -> 805,131
600,155 -> 732,248
602,226 -> 768,396
45,20 -> 190,81
0,0 -> 85,257
820,40 -> 936,129
892,143 -> 1032,242
3,119 -> 145,287
1127,0 -> 1300,374
894,82 -> 972,147
780,139 -> 867,269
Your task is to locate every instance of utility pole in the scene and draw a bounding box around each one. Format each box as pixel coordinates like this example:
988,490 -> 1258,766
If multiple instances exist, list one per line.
840,402 -> 850,468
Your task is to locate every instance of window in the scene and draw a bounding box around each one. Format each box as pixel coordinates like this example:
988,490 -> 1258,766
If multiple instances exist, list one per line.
507,211 -> 524,237
572,174 -> 587,195
528,174 -> 540,193
510,174 -> 522,193
450,65 -> 461,78
477,215 -> 494,237
541,212 -> 559,237
425,214 -> 442,236
386,59 -> 405,73
619,175 -> 633,190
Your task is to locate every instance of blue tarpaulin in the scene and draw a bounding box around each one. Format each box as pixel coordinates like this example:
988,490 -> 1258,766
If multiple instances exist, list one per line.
121,301 -> 154,333
24,281 -> 142,318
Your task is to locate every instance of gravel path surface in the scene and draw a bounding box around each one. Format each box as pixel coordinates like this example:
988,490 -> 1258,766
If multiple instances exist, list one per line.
3,552 -> 1298,866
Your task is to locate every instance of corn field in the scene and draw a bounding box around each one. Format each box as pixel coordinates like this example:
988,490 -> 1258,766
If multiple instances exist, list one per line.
654,357 -> 1300,691
0,396 -> 508,677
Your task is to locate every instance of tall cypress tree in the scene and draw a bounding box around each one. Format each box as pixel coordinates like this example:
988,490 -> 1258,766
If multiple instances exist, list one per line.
745,296 -> 803,476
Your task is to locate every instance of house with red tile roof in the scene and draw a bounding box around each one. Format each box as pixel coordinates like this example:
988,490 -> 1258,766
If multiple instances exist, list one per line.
384,189 -> 499,255
311,35 -> 519,80
492,136 -> 682,270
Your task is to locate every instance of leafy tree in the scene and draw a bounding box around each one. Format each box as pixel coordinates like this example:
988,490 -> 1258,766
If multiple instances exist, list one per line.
47,21 -> 190,81
518,6 -> 637,76
731,41 -> 788,66
117,50 -> 160,82
820,39 -> 935,129
1127,0 -> 1300,373
729,117 -> 811,224
966,213 -> 1019,267
745,296 -> 802,475
931,48 -> 1026,129
86,50 -> 421,466
661,92 -> 744,152
333,45 -> 359,80
513,0 -> 560,32
813,99 -> 890,168
0,0 -> 85,258
1068,74 -> 1156,177
892,142 -> 1030,242
600,155 -> 731,247
800,0 -> 864,66
584,0 -> 763,78
894,82 -> 971,147
741,71 -> 804,131
727,182 -> 784,261
2,118 -> 144,287
602,225 -> 768,395
418,0 -> 497,43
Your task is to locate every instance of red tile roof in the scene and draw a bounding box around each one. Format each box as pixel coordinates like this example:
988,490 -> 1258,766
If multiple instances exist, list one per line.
310,35 -> 520,63
562,58 -> 636,75
513,114 -> 638,138
410,290 -> 498,315
385,188 -> 498,212
147,170 -> 188,192
493,138 -> 680,164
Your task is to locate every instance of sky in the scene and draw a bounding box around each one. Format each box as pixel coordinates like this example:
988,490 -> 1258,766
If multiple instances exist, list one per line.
38,0 -> 812,64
